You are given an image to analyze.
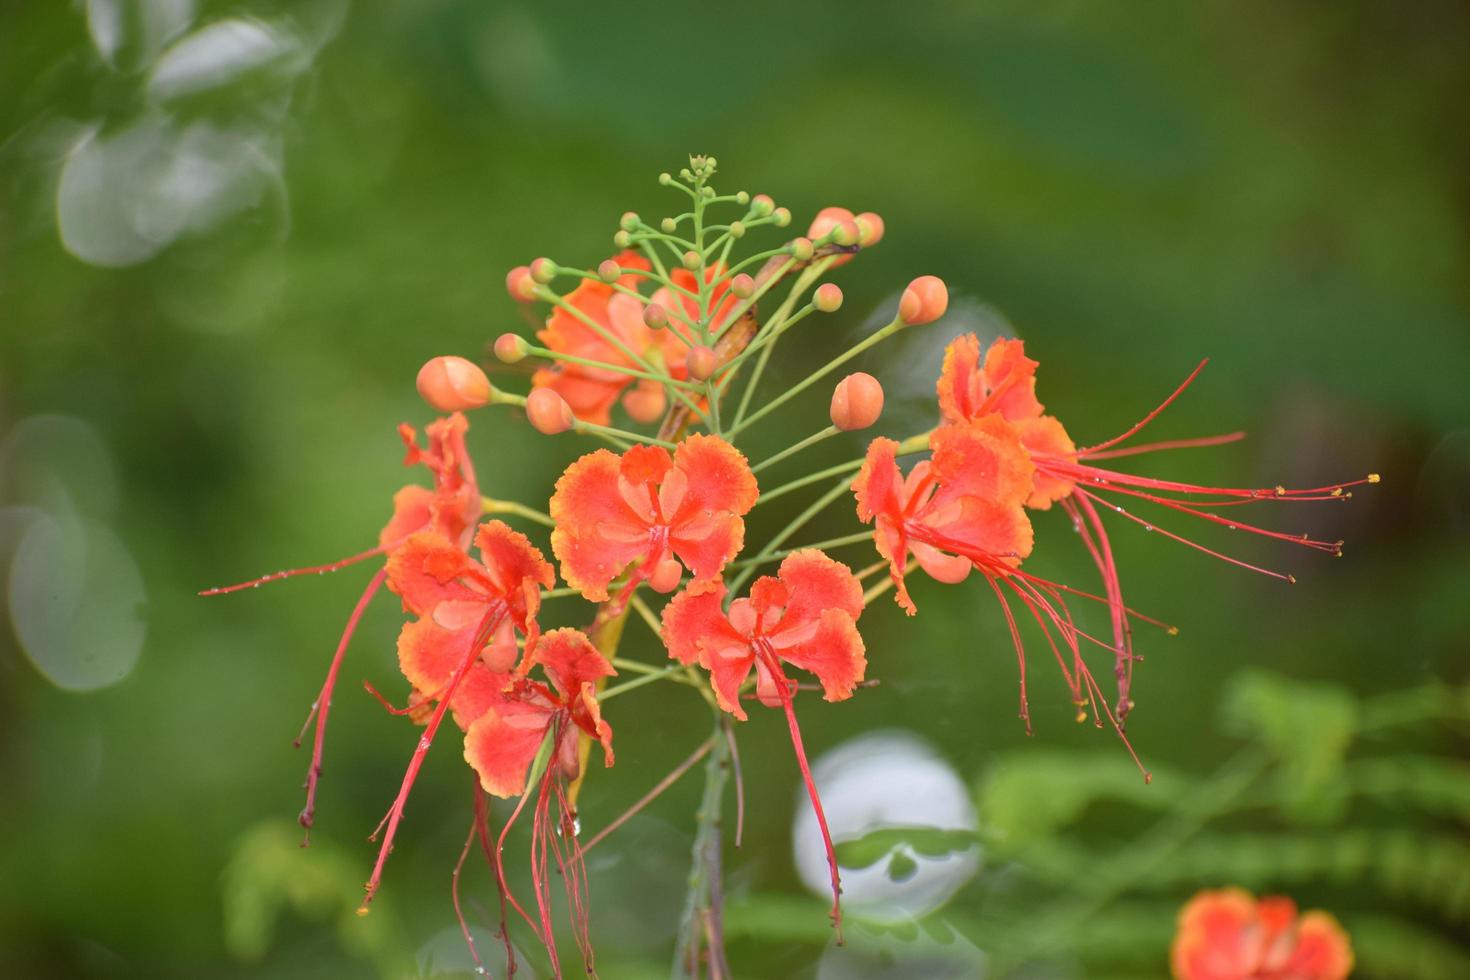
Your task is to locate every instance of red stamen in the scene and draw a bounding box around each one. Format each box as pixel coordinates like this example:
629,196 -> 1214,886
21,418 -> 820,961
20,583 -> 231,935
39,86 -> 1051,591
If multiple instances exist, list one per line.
199,544 -> 387,596
1086,480 -> 1344,554
297,566 -> 388,843
495,779 -> 546,946
1080,431 -> 1246,461
451,812 -> 488,977
759,646 -> 844,943
358,605 -> 506,915
1068,493 -> 1136,720
723,721 -> 745,849
361,679 -> 433,716
473,785 -> 517,977
1077,359 -> 1209,457
582,736 -> 715,854
983,574 -> 1032,733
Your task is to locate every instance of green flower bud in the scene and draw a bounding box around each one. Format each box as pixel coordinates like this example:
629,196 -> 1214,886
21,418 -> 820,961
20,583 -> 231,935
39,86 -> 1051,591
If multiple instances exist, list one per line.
620,211 -> 640,232
661,217 -> 678,234
729,221 -> 745,239
790,237 -> 814,261
773,207 -> 792,228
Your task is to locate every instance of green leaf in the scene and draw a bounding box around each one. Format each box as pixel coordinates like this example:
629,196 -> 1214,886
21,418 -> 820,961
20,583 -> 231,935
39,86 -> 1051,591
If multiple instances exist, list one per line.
833,826 -> 982,871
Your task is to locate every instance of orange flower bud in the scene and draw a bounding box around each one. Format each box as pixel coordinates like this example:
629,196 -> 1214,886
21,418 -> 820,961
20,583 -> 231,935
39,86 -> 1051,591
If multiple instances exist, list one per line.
643,303 -> 669,330
526,387 -> 574,434
619,211 -> 640,232
494,333 -> 529,363
773,207 -> 791,228
688,345 -> 718,381
681,250 -> 701,270
529,257 -> 556,284
417,356 -> 494,412
750,194 -> 774,217
597,258 -> 621,283
855,212 -> 885,247
814,283 -> 844,313
830,372 -> 884,431
622,383 -> 667,424
505,265 -> 537,303
898,275 -> 948,326
808,206 -> 855,241
790,237 -> 814,261
731,273 -> 755,299
648,557 -> 683,594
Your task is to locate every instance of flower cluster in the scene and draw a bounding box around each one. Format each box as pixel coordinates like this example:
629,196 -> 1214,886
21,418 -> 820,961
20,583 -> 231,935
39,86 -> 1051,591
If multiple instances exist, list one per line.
207,157 -> 1373,978
1172,889 -> 1353,980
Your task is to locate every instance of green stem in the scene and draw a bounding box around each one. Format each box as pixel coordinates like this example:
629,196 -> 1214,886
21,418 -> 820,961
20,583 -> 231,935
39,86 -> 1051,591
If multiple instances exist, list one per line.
481,498 -> 554,528
752,425 -> 838,474
726,530 -> 873,569
673,709 -> 732,977
727,475 -> 855,596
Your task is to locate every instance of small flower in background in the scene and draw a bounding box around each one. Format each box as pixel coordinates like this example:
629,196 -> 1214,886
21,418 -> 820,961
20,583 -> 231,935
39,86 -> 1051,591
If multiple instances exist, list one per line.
1172,888 -> 1353,980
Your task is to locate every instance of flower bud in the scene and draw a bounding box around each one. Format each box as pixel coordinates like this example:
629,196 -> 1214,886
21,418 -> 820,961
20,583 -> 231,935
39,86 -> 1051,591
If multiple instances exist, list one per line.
648,557 -> 683,594
597,258 -> 621,283
506,265 -> 537,303
773,207 -> 791,227
688,345 -> 717,381
417,356 -> 494,412
643,303 -> 668,329
682,250 -> 701,270
830,372 -> 884,431
830,220 -> 860,247
529,257 -> 556,284
730,273 -> 755,299
855,212 -> 885,247
808,206 -> 855,241
814,283 -> 844,313
734,191 -> 750,206
750,194 -> 774,217
613,230 -> 633,248
526,387 -> 574,435
729,220 -> 745,238
494,333 -> 530,363
790,237 -> 814,261
661,217 -> 678,234
622,383 -> 667,424
658,172 -> 674,186
619,211 -> 640,232
898,275 -> 948,326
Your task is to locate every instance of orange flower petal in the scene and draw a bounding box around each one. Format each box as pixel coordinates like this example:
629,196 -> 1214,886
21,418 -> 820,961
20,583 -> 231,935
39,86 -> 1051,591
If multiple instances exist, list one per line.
776,608 -> 867,703
532,628 -> 615,702
660,582 -> 736,666
385,532 -> 482,616
550,450 -> 651,601
936,332 -> 983,423
475,520 -> 555,597
463,698 -> 554,798
770,550 -> 864,625
980,337 -> 1044,421
853,437 -> 904,524
1018,415 -> 1078,509
699,641 -> 753,721
1287,911 -> 1353,979
930,416 -> 1036,511
576,681 -> 615,769
671,434 -> 758,519
669,511 -> 745,587
380,485 -> 434,550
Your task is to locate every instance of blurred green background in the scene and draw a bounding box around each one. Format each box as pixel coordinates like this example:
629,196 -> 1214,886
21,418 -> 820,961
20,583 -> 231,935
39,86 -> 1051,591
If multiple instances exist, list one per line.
3,2 -> 1468,977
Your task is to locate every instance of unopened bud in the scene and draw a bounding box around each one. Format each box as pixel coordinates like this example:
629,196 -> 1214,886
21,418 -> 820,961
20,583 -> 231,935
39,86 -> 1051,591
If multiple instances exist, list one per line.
830,220 -> 860,247
730,273 -> 755,299
682,250 -> 701,270
679,168 -> 694,182
700,185 -> 715,200
506,265 -> 537,303
619,211 -> 640,232
898,275 -> 948,326
661,217 -> 678,234
830,372 -> 884,431
773,207 -> 791,228
643,303 -> 669,329
622,383 -> 667,424
597,259 -> 621,283
790,237 -> 814,262
814,283 -> 844,313
494,333 -> 529,363
855,212 -> 885,247
613,230 -> 633,248
734,191 -> 750,206
526,388 -> 574,434
529,257 -> 556,284
750,194 -> 774,217
658,172 -> 674,186
729,220 -> 746,239
808,206 -> 855,241
688,345 -> 717,381
417,356 -> 494,412
648,557 -> 683,594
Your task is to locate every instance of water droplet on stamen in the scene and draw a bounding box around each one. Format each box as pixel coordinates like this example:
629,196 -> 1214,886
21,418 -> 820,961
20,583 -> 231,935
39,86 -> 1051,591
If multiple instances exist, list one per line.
1143,524 -> 1153,532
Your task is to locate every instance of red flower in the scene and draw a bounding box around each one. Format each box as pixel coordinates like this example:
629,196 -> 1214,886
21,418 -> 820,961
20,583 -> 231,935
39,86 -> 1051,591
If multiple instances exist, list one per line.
462,628 -> 616,799
359,520 -> 555,913
532,250 -> 684,426
550,434 -> 757,602
380,412 -> 483,551
1172,889 -> 1353,980
852,417 -> 1036,614
661,550 -> 867,936
936,333 -> 1376,721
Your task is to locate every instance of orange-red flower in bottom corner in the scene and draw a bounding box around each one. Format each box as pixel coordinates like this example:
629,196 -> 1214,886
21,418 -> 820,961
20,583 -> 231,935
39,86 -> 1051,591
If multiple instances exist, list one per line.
1172,888 -> 1353,980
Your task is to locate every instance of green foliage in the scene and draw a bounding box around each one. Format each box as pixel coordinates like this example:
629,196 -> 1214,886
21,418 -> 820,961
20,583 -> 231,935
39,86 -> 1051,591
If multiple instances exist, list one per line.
834,825 -> 981,882
221,821 -> 409,976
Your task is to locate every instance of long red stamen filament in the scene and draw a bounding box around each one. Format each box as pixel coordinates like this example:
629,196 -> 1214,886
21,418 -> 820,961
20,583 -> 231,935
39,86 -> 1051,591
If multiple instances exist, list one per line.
451,812 -> 488,977
1082,480 -> 1344,554
1080,431 -> 1246,461
982,574 -> 1031,731
1049,459 -> 1376,500
529,765 -> 561,979
1077,359 -> 1209,456
297,566 -> 388,843
495,778 -> 545,945
358,605 -> 506,914
723,720 -> 746,849
551,777 -> 595,974
361,679 -> 433,716
473,785 -> 517,977
1074,487 -> 1297,583
1069,493 -> 1136,719
582,736 -> 715,855
199,544 -> 387,595
761,647 -> 843,943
